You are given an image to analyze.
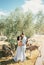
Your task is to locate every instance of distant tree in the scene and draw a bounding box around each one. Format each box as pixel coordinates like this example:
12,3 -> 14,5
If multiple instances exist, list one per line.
34,11 -> 44,34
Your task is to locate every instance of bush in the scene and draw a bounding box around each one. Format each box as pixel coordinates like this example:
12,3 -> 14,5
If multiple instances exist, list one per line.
8,38 -> 17,51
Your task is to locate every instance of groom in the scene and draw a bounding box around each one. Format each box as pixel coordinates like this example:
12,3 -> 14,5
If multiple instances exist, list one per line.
21,32 -> 27,61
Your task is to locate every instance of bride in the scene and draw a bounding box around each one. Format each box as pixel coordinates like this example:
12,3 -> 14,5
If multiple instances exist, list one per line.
13,36 -> 24,62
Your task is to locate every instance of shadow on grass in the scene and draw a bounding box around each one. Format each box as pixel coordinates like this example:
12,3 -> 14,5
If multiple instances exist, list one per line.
26,57 -> 30,60
0,56 -> 30,65
0,59 -> 16,65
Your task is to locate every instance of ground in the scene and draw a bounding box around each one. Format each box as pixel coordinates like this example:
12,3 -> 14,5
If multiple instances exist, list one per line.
0,35 -> 44,65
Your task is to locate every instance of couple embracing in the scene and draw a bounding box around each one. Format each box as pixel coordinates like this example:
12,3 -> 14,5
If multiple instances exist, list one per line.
13,32 -> 27,62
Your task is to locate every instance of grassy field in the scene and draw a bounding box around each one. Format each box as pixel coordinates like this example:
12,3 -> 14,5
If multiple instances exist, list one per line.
0,48 -> 39,65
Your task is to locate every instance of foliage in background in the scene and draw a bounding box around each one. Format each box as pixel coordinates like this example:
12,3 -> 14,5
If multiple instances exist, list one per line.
34,11 -> 44,34
0,9 -> 44,41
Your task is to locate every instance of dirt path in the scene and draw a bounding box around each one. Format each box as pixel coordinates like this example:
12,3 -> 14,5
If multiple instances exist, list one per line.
34,35 -> 44,65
